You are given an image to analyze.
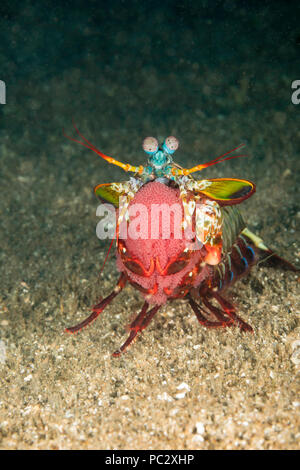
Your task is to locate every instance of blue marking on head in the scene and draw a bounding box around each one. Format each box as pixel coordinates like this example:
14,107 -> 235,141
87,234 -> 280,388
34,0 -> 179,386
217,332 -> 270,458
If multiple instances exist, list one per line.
148,149 -> 169,169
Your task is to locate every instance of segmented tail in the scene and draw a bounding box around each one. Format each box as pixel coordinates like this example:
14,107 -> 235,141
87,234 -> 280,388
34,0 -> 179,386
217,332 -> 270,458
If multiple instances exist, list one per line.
242,228 -> 298,272
212,226 -> 298,292
213,233 -> 256,292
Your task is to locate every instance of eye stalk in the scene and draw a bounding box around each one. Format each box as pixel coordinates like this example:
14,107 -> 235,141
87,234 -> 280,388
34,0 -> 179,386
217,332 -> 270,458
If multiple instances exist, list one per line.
142,137 -> 159,155
142,136 -> 179,175
163,136 -> 179,155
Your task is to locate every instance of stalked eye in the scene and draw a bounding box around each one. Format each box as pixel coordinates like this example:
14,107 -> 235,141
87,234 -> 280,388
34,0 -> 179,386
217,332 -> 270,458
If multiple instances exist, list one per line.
143,137 -> 159,155
163,136 -> 179,154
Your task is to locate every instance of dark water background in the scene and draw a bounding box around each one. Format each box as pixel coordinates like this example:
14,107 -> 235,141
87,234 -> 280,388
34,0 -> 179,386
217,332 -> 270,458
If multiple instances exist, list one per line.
0,0 -> 299,450
1,0 -> 299,152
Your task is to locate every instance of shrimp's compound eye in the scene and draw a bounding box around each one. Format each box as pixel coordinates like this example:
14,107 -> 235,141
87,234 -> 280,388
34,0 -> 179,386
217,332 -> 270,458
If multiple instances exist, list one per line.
163,136 -> 179,154
143,137 -> 159,155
